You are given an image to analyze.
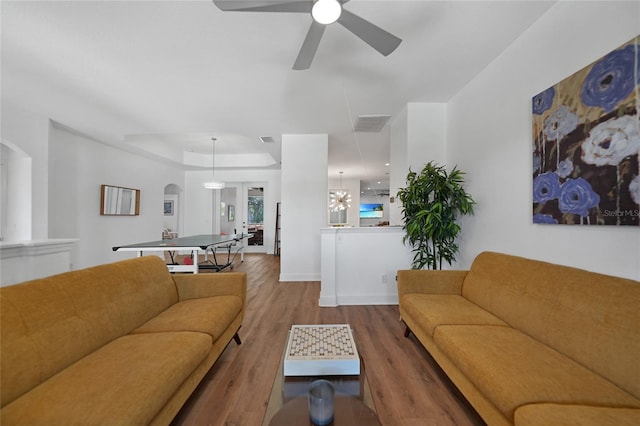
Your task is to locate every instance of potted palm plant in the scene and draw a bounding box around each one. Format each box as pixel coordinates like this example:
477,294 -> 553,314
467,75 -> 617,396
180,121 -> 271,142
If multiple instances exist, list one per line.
397,161 -> 475,270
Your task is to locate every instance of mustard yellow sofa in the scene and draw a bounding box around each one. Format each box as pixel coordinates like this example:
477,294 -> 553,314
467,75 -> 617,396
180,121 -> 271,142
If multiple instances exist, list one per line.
0,256 -> 247,425
398,251 -> 640,426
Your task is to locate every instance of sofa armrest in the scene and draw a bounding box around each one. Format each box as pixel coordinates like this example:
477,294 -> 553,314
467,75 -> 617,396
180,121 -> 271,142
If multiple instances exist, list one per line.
397,270 -> 467,296
172,272 -> 247,306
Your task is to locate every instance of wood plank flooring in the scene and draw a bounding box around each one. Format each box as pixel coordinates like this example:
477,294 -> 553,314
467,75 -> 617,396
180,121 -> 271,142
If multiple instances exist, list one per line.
171,254 -> 485,426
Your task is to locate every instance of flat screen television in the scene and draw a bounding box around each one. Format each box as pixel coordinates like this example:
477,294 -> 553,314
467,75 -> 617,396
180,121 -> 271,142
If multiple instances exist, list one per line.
360,203 -> 383,218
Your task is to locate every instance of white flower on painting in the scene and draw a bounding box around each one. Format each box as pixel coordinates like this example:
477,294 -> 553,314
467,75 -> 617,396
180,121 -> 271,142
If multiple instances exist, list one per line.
630,175 -> 640,205
543,105 -> 579,141
581,116 -> 640,167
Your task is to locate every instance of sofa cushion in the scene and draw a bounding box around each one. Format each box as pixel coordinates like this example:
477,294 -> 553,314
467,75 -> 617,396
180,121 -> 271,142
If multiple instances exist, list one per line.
434,325 -> 640,421
1,331 -> 211,426
0,256 -> 178,407
461,252 -> 640,399
131,295 -> 243,340
401,294 -> 507,336
514,404 -> 640,426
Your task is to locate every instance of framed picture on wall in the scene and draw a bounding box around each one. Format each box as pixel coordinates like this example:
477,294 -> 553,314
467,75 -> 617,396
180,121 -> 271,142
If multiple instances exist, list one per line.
100,185 -> 140,216
164,200 -> 174,216
532,35 -> 639,226
228,204 -> 235,222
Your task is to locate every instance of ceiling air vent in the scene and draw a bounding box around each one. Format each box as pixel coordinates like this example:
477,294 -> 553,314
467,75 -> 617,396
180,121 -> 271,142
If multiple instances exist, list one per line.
353,115 -> 391,132
259,136 -> 275,143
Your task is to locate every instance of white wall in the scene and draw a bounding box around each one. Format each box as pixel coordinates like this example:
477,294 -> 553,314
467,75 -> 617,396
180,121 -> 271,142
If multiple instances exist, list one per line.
0,142 -> 31,241
447,1 -> 640,280
1,239 -> 76,286
184,171 -> 218,237
1,105 -> 50,239
389,107 -> 408,226
320,227 -> 412,306
48,124 -> 184,269
280,134 -> 328,281
389,103 -> 448,226
408,103 -> 447,168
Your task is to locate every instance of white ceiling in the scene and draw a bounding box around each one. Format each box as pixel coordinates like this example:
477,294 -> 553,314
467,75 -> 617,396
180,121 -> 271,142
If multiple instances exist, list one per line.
1,0 -> 554,194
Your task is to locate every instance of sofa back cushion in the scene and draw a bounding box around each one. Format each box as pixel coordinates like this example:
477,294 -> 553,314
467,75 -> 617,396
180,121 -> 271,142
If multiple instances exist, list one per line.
0,256 -> 178,406
461,251 -> 640,399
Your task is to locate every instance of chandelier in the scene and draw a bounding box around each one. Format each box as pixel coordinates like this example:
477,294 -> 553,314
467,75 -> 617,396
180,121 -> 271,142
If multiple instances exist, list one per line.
202,137 -> 225,189
330,171 -> 352,212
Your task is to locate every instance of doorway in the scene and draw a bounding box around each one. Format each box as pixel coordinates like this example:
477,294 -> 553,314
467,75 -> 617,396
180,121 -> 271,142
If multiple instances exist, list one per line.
163,184 -> 181,239
219,183 -> 267,253
245,186 -> 264,250
1,141 -> 32,241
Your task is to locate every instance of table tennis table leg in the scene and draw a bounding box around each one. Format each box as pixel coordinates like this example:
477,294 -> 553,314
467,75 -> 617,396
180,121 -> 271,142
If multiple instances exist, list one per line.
211,244 -> 233,272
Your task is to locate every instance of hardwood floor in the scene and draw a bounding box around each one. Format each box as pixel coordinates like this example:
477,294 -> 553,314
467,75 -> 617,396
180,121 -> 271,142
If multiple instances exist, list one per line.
171,254 -> 485,426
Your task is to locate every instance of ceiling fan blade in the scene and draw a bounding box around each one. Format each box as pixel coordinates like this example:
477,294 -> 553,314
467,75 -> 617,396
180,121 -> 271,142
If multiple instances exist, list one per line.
293,21 -> 326,70
337,9 -> 401,57
213,1 -> 311,13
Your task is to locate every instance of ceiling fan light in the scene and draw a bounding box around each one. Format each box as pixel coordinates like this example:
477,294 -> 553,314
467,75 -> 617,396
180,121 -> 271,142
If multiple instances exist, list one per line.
312,0 -> 341,25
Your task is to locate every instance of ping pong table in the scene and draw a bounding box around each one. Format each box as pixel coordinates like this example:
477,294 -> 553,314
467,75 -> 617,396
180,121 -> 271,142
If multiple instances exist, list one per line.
112,233 -> 251,273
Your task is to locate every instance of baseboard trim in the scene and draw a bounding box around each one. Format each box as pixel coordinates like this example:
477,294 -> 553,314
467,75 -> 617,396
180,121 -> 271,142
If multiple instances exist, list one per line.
279,273 -> 320,282
336,294 -> 399,305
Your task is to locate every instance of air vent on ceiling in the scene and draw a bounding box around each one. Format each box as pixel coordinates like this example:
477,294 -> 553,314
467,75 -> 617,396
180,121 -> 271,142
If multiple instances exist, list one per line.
259,136 -> 275,143
353,115 -> 391,132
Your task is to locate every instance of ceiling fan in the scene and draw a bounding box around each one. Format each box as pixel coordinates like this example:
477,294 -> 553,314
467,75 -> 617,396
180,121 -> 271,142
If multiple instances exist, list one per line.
213,0 -> 402,70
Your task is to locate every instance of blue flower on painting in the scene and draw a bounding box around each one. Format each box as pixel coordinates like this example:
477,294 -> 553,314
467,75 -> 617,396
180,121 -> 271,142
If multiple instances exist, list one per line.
557,158 -> 574,178
543,105 -> 579,141
581,44 -> 639,112
533,172 -> 561,203
532,87 -> 555,115
533,214 -> 558,224
558,178 -> 600,217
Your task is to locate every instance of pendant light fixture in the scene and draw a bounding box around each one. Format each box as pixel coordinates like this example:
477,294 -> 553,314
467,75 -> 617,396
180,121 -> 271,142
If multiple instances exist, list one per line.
202,137 -> 225,190
330,171 -> 352,212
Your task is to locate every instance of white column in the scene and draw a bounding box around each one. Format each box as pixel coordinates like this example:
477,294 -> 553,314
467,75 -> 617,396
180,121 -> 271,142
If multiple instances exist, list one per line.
389,103 -> 447,226
280,134 -> 328,282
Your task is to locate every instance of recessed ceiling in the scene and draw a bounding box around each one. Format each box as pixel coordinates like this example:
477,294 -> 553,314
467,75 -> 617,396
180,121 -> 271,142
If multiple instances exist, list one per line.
1,0 -> 555,191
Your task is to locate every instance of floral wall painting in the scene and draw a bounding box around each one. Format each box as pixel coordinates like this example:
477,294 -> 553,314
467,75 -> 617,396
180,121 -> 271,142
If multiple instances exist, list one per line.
532,35 -> 640,226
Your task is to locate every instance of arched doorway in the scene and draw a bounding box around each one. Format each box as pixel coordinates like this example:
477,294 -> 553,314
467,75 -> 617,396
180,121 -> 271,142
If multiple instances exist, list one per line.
1,140 -> 32,241
163,183 -> 182,239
